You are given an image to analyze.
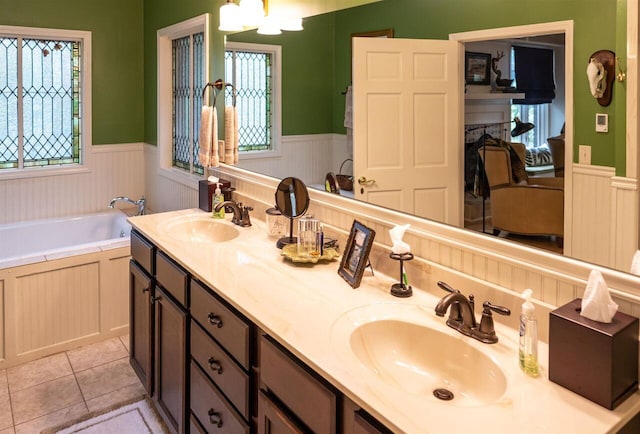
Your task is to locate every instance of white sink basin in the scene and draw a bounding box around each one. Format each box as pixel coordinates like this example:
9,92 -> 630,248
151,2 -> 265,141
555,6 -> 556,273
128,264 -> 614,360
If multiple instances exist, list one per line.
163,215 -> 239,243
331,303 -> 507,407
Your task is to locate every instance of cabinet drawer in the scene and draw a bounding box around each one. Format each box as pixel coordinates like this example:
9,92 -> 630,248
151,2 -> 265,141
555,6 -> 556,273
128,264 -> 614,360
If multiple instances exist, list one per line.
191,279 -> 250,369
131,230 -> 155,275
156,251 -> 187,306
191,321 -> 250,418
190,362 -> 249,434
260,336 -> 336,434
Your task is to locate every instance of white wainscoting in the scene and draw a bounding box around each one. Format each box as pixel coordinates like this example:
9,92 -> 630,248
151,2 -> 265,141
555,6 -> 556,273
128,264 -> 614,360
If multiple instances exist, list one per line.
568,164 -> 639,271
236,134 -> 350,187
0,143 -> 145,225
0,247 -> 130,369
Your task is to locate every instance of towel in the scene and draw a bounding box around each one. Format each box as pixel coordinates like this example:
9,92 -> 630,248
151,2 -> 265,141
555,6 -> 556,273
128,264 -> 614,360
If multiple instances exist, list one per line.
224,105 -> 239,165
344,85 -> 353,129
198,106 -> 218,167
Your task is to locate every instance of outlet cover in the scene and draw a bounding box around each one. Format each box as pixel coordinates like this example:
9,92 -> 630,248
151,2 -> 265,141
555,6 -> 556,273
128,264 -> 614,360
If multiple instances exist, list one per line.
579,145 -> 591,165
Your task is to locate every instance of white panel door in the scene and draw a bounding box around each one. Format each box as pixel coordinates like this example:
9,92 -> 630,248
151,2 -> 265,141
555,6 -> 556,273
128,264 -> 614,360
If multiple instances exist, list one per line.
353,37 -> 463,226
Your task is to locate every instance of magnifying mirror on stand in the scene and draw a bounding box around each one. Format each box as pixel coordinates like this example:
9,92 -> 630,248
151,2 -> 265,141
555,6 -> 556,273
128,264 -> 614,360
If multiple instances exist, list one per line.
274,177 -> 310,249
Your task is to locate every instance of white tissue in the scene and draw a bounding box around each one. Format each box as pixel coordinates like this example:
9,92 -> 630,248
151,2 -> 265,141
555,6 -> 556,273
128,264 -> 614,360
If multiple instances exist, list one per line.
631,250 -> 640,276
207,175 -> 219,183
580,269 -> 618,323
389,224 -> 411,254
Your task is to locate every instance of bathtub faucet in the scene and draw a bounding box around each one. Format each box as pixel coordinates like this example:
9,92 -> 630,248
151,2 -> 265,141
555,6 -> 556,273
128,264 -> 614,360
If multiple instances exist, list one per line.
108,196 -> 146,216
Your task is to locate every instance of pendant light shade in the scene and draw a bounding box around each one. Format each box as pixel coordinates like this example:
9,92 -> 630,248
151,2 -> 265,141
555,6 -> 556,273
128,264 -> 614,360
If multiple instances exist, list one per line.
257,15 -> 282,35
280,17 -> 303,31
219,0 -> 243,32
239,0 -> 265,27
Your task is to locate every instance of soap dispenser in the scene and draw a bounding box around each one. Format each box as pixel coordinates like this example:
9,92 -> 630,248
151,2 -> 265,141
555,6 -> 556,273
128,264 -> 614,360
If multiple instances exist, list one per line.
519,289 -> 539,377
212,183 -> 225,219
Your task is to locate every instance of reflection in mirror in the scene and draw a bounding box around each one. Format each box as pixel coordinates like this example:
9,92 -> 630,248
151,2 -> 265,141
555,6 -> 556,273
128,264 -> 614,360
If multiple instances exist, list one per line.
226,0 -> 634,275
274,177 -> 310,248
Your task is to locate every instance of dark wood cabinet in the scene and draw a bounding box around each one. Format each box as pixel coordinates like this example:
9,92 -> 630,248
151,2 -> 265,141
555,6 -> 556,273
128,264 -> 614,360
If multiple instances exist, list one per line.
259,335 -> 337,434
257,390 -> 305,434
129,260 -> 154,395
189,279 -> 254,432
129,228 -> 393,434
154,285 -> 188,434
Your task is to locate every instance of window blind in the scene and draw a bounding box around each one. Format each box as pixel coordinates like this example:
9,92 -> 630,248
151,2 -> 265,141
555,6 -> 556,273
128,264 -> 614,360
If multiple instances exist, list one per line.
513,46 -> 556,105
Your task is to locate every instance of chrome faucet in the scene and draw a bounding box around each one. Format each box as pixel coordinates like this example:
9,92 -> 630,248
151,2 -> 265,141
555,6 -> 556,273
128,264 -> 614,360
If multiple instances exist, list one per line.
214,200 -> 253,227
108,196 -> 146,216
434,281 -> 510,344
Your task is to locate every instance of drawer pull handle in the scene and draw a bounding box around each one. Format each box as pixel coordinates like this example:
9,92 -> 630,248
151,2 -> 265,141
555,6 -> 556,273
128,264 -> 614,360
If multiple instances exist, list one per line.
142,286 -> 149,293
150,295 -> 161,304
208,357 -> 224,374
208,313 -> 223,328
208,409 -> 223,428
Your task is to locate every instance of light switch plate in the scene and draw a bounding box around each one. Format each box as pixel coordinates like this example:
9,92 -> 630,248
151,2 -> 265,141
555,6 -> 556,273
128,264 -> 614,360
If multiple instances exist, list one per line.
579,145 -> 591,165
596,113 -> 608,132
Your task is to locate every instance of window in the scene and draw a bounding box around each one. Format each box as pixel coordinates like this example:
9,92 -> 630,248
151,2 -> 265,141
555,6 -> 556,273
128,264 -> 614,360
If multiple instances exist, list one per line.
172,31 -> 205,175
0,26 -> 90,176
157,15 -> 209,183
225,42 -> 281,157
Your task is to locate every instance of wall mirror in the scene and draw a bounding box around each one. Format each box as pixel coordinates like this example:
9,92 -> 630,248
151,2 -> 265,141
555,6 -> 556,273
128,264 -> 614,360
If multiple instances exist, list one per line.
224,0 -> 636,277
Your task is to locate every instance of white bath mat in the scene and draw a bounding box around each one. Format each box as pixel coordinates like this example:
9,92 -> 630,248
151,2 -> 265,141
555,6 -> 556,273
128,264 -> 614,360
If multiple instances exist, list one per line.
52,398 -> 166,434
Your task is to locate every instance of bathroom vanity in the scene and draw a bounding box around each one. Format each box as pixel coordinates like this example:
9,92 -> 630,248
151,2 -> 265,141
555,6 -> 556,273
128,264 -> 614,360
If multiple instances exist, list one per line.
129,208 -> 640,434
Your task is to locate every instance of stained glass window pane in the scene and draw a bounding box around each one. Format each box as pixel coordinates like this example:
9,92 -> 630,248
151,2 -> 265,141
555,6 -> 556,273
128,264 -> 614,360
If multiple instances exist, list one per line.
225,48 -> 272,152
0,35 -> 81,170
0,37 -> 18,169
172,31 -> 204,175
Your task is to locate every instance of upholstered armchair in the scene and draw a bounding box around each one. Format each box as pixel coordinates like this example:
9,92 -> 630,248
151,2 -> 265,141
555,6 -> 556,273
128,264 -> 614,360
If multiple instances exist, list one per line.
478,142 -> 564,241
546,135 -> 565,177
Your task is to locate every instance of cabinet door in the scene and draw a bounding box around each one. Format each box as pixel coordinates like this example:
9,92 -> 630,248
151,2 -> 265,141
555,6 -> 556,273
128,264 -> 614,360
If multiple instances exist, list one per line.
258,390 -> 305,434
129,260 -> 153,395
154,286 -> 187,434
353,412 -> 390,434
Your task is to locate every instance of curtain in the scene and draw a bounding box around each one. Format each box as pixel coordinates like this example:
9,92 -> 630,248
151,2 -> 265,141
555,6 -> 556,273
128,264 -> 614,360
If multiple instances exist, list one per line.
512,46 -> 556,105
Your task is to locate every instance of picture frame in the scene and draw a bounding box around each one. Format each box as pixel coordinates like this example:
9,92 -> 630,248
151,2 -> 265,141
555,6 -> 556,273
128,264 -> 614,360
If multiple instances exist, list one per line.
465,51 -> 491,85
338,220 -> 376,289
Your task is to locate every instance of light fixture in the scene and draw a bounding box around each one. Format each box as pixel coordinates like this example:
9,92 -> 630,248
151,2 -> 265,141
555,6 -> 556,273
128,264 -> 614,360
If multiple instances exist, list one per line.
239,0 -> 265,27
219,0 -> 243,32
257,15 -> 282,35
280,17 -> 303,32
219,0 -> 302,34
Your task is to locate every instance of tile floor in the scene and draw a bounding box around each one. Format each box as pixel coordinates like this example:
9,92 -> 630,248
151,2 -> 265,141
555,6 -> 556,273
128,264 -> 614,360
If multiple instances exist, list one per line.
0,335 -> 146,434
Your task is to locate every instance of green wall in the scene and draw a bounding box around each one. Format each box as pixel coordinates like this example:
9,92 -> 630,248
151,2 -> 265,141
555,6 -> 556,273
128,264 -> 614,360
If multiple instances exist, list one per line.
2,0 -> 144,144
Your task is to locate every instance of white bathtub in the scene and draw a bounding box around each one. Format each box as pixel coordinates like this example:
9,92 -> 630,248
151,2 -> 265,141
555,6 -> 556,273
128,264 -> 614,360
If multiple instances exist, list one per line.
0,209 -> 132,270
0,209 -> 132,369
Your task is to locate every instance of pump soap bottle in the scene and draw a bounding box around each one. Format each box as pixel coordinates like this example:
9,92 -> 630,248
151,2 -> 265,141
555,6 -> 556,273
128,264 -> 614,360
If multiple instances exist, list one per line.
212,183 -> 225,219
519,288 -> 539,377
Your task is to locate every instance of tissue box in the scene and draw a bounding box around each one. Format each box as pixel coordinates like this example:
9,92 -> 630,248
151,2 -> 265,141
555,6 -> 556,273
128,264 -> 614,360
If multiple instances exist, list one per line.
549,298 -> 639,409
198,179 -> 231,212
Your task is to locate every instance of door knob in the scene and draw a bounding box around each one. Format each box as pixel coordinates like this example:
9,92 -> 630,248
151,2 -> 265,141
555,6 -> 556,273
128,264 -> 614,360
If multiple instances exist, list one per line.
357,176 -> 375,185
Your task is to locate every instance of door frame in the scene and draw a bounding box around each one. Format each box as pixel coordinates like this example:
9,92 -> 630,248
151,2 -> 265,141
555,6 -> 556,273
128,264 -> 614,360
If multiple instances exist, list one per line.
450,21 -> 575,254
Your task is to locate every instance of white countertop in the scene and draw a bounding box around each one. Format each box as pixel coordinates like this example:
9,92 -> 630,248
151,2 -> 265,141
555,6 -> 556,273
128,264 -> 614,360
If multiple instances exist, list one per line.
129,209 -> 640,434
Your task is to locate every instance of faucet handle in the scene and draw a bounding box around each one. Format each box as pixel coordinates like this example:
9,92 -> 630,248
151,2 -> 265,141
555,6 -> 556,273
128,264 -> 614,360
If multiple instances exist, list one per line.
476,301 -> 511,344
437,281 -> 458,293
483,301 -> 510,316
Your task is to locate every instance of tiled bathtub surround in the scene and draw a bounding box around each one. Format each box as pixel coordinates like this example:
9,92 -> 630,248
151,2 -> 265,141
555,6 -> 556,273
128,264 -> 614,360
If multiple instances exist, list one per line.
0,336 -> 144,434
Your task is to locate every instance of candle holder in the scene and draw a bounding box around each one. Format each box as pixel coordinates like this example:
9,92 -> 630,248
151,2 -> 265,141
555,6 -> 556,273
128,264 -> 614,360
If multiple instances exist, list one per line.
389,252 -> 414,297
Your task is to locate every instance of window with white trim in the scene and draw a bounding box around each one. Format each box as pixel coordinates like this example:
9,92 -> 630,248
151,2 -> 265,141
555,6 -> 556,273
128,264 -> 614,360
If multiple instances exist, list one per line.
157,15 -> 208,182
225,42 -> 281,157
0,26 -> 90,174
